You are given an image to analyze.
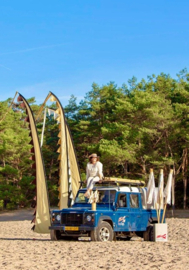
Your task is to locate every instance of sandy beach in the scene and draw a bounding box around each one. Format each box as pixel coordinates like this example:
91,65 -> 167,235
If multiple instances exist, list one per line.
0,209 -> 189,270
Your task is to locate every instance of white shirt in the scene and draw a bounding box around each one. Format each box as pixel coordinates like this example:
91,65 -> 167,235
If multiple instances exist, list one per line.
86,161 -> 103,179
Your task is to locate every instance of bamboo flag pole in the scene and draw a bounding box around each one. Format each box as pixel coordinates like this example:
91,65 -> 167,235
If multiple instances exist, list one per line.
171,167 -> 175,217
40,108 -> 47,147
161,169 -> 173,223
157,169 -> 164,223
161,203 -> 167,223
155,202 -> 160,223
147,168 -> 159,223
149,167 -> 159,222
157,170 -> 160,223
35,92 -> 52,121
0,91 -> 18,123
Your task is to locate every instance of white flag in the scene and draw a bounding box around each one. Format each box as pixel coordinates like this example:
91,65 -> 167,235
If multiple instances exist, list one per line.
164,170 -> 173,205
69,176 -> 72,183
157,170 -> 164,209
88,190 -> 99,204
88,191 -> 94,204
54,112 -> 59,120
93,190 -> 99,203
146,170 -> 155,204
69,184 -> 72,192
40,108 -> 47,147
48,108 -> 55,116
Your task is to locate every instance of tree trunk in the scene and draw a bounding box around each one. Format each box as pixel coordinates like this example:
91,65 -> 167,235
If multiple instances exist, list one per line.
183,176 -> 187,209
139,157 -> 146,175
123,161 -> 128,175
182,148 -> 188,209
3,157 -> 5,167
49,158 -> 54,180
171,165 -> 176,215
165,130 -> 175,211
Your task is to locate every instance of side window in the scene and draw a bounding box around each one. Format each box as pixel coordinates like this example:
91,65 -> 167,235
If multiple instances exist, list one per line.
98,190 -> 116,203
130,194 -> 139,208
117,194 -> 127,207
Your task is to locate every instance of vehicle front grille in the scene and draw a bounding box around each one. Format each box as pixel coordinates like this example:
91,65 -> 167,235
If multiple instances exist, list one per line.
61,213 -> 83,226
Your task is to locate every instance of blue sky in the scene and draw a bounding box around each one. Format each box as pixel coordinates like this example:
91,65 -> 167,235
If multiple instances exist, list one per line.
0,1 -> 188,105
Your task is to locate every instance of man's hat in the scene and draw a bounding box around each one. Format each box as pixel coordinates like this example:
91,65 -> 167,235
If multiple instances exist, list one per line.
89,153 -> 98,159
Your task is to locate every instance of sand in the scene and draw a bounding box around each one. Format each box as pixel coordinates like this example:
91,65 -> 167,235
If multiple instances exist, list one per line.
0,210 -> 189,270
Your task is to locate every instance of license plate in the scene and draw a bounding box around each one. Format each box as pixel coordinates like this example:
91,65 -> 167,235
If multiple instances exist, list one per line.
65,226 -> 79,231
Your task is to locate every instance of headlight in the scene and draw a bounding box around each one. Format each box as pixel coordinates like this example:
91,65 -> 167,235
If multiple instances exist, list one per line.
56,214 -> 61,221
51,213 -> 61,223
86,215 -> 92,222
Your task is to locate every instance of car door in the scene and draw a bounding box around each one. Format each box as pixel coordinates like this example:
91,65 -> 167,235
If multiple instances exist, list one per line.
129,193 -> 142,231
114,193 -> 130,231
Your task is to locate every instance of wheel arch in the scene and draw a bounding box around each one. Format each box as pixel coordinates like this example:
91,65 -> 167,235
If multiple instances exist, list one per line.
148,217 -> 158,225
98,216 -> 113,228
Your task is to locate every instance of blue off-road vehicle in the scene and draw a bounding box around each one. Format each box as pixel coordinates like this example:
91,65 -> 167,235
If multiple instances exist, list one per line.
49,181 -> 162,242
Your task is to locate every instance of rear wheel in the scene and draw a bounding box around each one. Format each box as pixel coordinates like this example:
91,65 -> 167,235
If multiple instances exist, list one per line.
143,224 -> 154,241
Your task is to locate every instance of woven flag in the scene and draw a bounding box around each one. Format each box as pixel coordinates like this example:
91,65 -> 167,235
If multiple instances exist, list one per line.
164,170 -> 173,205
146,170 -> 155,204
157,170 -> 164,209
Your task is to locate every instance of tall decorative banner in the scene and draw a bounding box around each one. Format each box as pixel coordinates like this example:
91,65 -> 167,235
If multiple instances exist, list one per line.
47,92 -> 81,209
146,168 -> 155,205
17,94 -> 51,233
164,170 -> 173,205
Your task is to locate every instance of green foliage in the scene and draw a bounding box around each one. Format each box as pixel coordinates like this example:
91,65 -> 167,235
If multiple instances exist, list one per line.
0,200 -> 3,210
37,115 -> 59,206
66,71 -> 189,207
1,70 -> 189,208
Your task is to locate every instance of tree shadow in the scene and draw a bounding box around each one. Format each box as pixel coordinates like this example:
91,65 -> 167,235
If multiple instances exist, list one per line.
0,209 -> 34,222
0,237 -> 50,241
166,209 -> 189,219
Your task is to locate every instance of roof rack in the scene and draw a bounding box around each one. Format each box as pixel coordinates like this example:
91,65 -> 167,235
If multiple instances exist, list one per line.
79,177 -> 145,189
99,178 -> 145,187
79,177 -> 145,188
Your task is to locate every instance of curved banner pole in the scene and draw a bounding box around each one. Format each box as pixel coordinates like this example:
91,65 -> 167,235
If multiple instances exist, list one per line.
41,91 -> 81,208
0,91 -> 18,123
17,93 -> 51,234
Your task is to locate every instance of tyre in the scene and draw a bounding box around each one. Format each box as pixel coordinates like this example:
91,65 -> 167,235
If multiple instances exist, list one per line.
143,229 -> 149,241
50,230 -> 62,241
143,224 -> 154,241
91,221 -> 114,242
149,224 -> 154,241
90,229 -> 97,241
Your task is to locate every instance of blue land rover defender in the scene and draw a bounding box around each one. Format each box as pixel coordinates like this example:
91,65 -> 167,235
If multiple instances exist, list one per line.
50,183 -> 162,242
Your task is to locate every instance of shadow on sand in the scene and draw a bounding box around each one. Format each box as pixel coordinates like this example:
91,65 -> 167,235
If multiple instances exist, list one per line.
166,209 -> 189,219
0,209 -> 34,222
0,237 -> 50,241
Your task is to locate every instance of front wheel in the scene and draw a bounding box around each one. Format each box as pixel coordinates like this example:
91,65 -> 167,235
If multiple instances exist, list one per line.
91,221 -> 114,242
50,230 -> 62,241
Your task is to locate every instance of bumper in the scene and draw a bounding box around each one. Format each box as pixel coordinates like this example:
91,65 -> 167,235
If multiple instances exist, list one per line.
49,225 -> 94,231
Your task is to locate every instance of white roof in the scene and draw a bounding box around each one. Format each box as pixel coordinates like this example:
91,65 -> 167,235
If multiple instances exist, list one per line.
80,186 -> 141,193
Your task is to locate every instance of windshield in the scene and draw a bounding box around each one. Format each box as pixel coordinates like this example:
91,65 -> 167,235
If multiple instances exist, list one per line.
75,190 -> 116,204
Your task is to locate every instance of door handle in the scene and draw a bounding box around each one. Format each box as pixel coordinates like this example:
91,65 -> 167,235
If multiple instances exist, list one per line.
137,215 -> 141,218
